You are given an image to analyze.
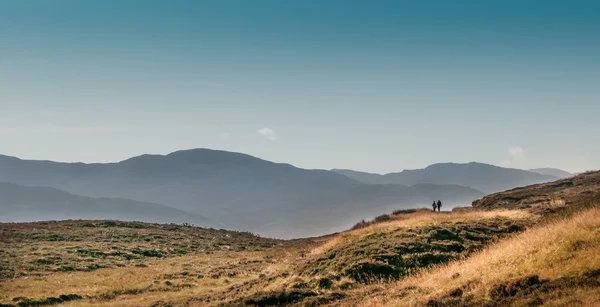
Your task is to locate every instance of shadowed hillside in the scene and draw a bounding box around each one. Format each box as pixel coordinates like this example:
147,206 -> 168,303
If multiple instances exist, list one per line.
0,182 -> 222,229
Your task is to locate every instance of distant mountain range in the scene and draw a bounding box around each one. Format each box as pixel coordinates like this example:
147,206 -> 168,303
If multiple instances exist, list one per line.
0,182 -> 221,228
528,168 -> 573,179
332,162 -> 561,194
0,149 -> 484,238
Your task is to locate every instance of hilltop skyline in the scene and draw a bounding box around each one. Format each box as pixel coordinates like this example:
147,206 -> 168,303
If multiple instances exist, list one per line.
1,1 -> 599,173
0,148 -> 574,178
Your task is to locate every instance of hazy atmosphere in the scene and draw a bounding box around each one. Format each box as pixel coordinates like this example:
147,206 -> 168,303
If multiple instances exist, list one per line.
2,2 -> 600,306
1,0 -> 599,173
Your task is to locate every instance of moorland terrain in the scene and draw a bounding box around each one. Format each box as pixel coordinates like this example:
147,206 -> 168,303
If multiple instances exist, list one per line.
1,171 -> 599,306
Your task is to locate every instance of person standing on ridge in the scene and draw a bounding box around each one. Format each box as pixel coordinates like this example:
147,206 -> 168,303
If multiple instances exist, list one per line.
437,200 -> 442,212
432,201 -> 437,212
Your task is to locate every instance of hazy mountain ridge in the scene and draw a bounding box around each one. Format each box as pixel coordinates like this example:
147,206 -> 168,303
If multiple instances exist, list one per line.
330,169 -> 385,185
333,162 -> 559,193
0,149 -> 483,238
528,167 -> 573,178
0,182 -> 221,228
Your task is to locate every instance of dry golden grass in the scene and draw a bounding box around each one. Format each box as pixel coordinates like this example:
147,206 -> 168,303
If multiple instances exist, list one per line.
1,252 -> 265,306
358,209 -> 530,234
309,209 -> 533,257
355,207 -> 600,306
0,220 -> 316,307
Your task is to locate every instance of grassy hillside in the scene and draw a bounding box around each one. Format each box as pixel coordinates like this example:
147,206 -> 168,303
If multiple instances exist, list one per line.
296,210 -> 530,283
0,220 -> 314,307
354,205 -> 600,306
472,170 -> 600,214
1,171 -> 599,306
0,210 -> 533,307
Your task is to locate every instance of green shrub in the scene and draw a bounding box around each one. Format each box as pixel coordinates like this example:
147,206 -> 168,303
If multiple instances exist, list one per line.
373,214 -> 391,223
46,233 -> 66,241
316,277 -> 333,289
241,290 -> 317,306
392,208 -> 418,215
12,294 -> 82,307
86,264 -> 105,271
131,248 -> 166,258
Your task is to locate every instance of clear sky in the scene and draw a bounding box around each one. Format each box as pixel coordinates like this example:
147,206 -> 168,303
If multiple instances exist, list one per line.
1,0 -> 599,173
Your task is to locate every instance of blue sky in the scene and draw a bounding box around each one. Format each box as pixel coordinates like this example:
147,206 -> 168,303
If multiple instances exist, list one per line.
1,0 -> 599,173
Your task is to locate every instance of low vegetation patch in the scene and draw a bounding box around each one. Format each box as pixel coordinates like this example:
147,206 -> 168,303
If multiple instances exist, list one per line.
0,219 -> 290,282
220,290 -> 318,307
300,215 -> 528,283
351,208 -> 425,230
4,294 -> 82,307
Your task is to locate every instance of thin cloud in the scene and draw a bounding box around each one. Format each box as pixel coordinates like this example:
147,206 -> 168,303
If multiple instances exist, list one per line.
500,146 -> 526,167
508,146 -> 525,160
257,127 -> 277,141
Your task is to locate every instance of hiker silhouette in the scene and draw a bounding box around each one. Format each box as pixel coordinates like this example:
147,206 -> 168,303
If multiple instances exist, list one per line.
437,200 -> 442,212
432,201 -> 437,212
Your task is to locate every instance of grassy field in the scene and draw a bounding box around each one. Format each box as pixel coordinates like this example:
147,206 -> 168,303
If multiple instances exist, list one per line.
2,172 -> 599,307
0,210 -> 536,307
0,221 -> 316,307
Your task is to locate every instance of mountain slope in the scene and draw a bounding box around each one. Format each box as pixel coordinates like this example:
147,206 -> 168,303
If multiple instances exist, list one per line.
333,162 -> 558,193
471,170 -> 600,212
528,167 -> 573,178
0,149 -> 483,238
0,182 -> 221,228
330,169 -> 385,184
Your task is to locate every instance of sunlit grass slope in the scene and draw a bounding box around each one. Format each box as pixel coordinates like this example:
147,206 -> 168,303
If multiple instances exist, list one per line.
354,206 -> 600,306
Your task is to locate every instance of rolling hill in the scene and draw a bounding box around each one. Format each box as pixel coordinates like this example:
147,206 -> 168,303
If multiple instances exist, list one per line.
0,149 -> 484,238
0,182 -> 221,228
471,170 -> 600,212
333,162 -> 558,193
